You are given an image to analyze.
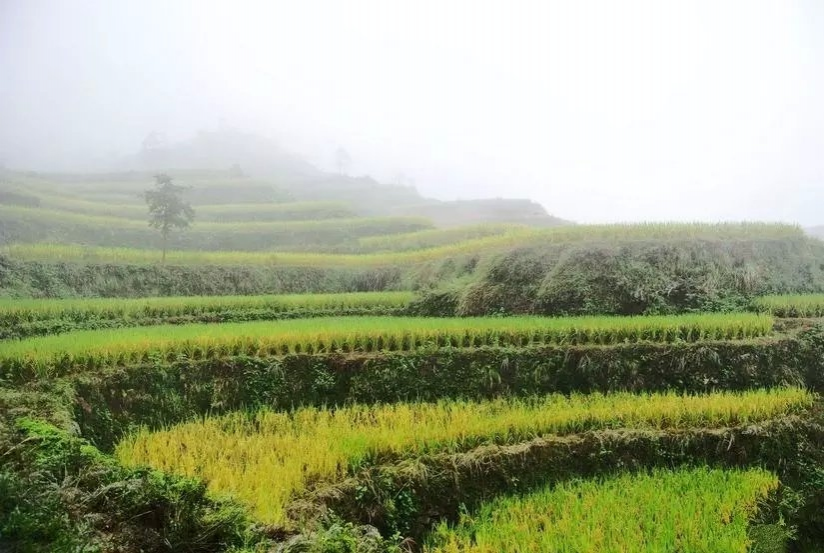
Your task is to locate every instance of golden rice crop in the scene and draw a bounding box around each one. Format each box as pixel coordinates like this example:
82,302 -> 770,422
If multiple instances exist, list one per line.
115,388 -> 807,525
0,291 -> 414,325
424,466 -> 778,553
3,222 -> 804,267
0,313 -> 774,379
753,294 -> 824,318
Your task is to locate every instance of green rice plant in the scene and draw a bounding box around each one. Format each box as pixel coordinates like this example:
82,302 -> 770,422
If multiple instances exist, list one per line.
753,294 -> 824,318
0,291 -> 414,326
424,466 -> 778,552
0,313 -> 774,379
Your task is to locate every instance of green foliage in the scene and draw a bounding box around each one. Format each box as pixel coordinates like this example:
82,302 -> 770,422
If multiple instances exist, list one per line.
276,519 -> 403,553
424,237 -> 824,316
145,174 -> 196,239
0,418 -> 251,553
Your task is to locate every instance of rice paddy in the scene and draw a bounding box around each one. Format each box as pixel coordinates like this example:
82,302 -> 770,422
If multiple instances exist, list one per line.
2,170 -> 822,550
424,466 -> 779,552
0,204 -> 432,234
0,313 -> 774,378
3,221 -> 805,266
0,291 -> 414,325
754,294 -> 824,318
115,388 -> 807,525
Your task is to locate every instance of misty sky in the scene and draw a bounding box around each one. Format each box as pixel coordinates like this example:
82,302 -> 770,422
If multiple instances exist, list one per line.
2,0 -> 823,224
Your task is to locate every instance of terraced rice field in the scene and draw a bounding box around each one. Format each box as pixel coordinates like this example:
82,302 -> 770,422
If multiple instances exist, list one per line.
115,388 -> 808,524
0,291 -> 414,325
0,313 -> 774,378
754,294 -> 824,318
4,221 -> 804,265
425,467 -> 778,552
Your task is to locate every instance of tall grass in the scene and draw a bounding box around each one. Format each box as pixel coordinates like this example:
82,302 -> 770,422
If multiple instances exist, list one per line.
0,313 -> 774,379
425,466 -> 778,552
0,291 -> 414,325
753,294 -> 824,318
115,388 -> 806,525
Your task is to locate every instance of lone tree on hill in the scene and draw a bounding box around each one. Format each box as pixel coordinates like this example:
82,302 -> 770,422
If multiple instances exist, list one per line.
144,173 -> 194,263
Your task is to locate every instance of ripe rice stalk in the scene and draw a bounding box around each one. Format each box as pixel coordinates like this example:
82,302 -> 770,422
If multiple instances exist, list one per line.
115,388 -> 807,526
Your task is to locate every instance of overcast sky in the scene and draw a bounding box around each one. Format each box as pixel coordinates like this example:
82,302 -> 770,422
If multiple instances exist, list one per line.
1,0 -> 823,224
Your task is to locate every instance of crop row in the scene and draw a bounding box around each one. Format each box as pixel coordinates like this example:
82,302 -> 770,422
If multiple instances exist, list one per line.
0,313 -> 774,378
0,205 -> 432,234
356,223 -> 526,252
0,209 -> 434,252
0,291 -> 414,325
5,185 -> 358,222
115,388 -> 808,525
425,466 -> 777,552
754,294 -> 824,318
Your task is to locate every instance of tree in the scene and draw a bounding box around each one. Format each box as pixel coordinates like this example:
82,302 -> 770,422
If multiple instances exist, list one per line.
144,174 -> 194,263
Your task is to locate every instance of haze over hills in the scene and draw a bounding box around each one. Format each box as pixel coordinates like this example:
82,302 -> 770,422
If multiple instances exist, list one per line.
809,226 -> 824,239
0,128 -> 570,231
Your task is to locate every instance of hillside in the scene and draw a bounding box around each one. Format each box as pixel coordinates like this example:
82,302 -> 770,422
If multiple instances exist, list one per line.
0,152 -> 568,253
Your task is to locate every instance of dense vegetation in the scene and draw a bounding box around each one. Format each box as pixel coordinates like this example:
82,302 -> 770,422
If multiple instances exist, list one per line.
116,389 -> 810,525
4,170 -> 824,552
425,467 -> 779,552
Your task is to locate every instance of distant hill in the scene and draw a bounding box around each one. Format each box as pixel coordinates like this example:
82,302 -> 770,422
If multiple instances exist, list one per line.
118,129 -> 570,228
808,226 -> 824,239
388,198 -> 570,228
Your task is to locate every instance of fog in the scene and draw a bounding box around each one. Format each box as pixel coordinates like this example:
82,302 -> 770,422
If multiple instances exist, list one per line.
1,0 -> 823,224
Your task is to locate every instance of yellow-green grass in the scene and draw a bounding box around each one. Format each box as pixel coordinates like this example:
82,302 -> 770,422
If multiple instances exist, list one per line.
4,221 -> 805,267
115,389 -> 807,525
0,313 -> 774,378
425,466 -> 778,553
753,294 -> 824,318
356,223 -> 528,252
193,201 -> 356,222
1,184 -> 357,222
0,204 -> 432,234
0,291 -> 414,325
